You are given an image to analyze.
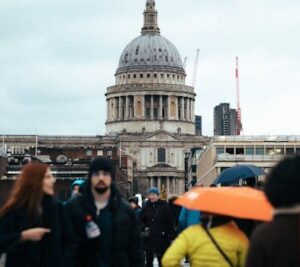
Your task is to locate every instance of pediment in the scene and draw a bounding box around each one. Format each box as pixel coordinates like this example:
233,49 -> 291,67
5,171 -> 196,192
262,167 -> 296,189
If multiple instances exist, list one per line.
143,130 -> 179,142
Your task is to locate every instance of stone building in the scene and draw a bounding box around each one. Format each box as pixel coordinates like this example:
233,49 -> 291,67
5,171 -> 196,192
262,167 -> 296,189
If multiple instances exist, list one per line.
105,0 -> 208,195
197,135 -> 300,186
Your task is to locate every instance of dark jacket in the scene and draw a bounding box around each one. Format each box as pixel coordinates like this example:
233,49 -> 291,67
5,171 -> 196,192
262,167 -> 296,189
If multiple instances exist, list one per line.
0,196 -> 65,267
140,199 -> 174,254
65,185 -> 144,267
246,214 -> 300,267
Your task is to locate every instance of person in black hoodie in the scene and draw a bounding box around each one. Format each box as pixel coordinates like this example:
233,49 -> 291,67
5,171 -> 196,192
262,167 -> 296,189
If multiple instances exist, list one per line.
140,187 -> 174,267
0,163 -> 66,267
66,157 -> 144,267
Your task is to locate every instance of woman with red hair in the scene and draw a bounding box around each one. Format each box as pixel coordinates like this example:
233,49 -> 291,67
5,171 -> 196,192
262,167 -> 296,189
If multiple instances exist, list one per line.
0,163 -> 65,267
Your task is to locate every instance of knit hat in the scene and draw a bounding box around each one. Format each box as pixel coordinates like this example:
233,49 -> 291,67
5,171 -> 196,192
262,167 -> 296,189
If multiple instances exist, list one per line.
147,187 -> 160,196
88,157 -> 115,181
128,196 -> 139,205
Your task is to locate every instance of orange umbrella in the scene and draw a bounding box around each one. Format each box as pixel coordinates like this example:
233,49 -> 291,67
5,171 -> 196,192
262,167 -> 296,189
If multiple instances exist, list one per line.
175,187 -> 273,221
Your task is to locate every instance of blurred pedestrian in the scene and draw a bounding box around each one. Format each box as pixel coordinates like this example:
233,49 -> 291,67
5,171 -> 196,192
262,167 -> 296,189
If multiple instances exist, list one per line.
140,187 -> 174,267
69,179 -> 86,200
162,214 -> 249,267
0,163 -> 65,267
246,155 -> 300,267
167,195 -> 181,239
178,207 -> 201,232
66,157 -> 144,267
128,196 -> 142,220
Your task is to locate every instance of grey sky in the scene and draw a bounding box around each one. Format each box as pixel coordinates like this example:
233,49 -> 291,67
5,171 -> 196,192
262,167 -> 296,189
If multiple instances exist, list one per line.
0,0 -> 299,136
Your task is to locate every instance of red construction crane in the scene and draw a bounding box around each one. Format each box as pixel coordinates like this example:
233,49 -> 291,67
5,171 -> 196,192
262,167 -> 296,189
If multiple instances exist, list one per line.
235,56 -> 243,135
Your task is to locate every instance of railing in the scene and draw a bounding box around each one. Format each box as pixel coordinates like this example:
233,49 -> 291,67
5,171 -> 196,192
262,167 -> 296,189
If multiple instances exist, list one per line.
216,154 -> 284,162
213,135 -> 300,142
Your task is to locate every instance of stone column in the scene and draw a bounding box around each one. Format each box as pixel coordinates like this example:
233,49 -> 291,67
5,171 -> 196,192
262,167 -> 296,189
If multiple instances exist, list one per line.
150,95 -> 154,119
114,98 -> 118,120
150,177 -> 153,187
191,99 -> 194,122
187,98 -> 190,121
180,97 -> 184,120
118,97 -> 123,120
125,96 -> 129,119
166,176 -> 170,195
158,176 -> 161,192
159,95 -> 163,119
173,178 -> 177,194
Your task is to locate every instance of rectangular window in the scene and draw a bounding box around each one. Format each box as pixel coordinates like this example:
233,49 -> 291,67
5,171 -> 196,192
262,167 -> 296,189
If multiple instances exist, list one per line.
216,147 -> 224,154
256,146 -> 264,155
158,148 -> 166,163
86,150 -> 93,156
286,147 -> 294,155
154,73 -> 157,78
225,147 -> 234,155
161,73 -> 164,78
97,150 -> 103,156
140,74 -> 143,78
133,74 -> 136,78
245,147 -> 254,155
236,147 -> 244,155
147,73 -> 151,78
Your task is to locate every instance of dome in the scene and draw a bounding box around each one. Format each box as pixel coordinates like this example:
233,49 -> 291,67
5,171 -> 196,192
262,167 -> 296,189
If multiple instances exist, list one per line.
116,34 -> 185,75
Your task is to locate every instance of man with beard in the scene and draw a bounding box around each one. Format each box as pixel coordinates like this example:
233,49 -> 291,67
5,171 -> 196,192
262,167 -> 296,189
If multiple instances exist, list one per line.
66,157 -> 144,267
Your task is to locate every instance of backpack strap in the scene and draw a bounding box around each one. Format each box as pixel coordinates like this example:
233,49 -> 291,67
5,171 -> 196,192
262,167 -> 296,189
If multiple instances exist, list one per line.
203,227 -> 234,267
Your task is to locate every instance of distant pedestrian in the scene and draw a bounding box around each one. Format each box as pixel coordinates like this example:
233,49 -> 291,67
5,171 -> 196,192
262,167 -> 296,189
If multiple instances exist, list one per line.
66,157 -> 144,267
167,195 -> 181,239
0,163 -> 66,267
178,207 -> 201,231
162,214 -> 249,267
128,196 -> 142,220
69,179 -> 86,200
246,155 -> 300,267
140,187 -> 174,267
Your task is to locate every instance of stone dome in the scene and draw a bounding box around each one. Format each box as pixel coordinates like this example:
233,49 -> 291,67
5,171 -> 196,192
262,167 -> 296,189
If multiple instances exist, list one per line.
116,34 -> 185,75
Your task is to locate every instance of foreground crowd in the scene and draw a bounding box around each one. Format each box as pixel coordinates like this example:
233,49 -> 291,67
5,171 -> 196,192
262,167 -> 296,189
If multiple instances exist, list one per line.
0,155 -> 300,267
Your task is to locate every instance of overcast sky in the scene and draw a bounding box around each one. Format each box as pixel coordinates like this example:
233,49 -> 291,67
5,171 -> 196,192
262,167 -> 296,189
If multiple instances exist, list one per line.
1,0 -> 299,136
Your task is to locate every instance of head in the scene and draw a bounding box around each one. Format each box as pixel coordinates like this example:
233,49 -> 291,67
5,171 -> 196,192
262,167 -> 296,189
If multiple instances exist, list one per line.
0,163 -> 55,219
89,157 -> 115,195
265,156 -> 300,208
128,196 -> 139,209
147,187 -> 160,203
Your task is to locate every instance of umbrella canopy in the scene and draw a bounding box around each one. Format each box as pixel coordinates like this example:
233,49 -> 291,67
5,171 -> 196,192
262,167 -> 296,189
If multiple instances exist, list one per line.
214,164 -> 265,186
175,187 -> 273,221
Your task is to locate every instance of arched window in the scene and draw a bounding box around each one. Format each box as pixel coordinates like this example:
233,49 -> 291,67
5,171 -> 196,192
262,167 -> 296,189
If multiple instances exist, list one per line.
158,148 -> 166,163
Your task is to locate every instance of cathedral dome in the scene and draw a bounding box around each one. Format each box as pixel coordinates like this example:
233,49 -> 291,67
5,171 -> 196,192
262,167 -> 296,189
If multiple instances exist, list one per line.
116,35 -> 184,75
115,0 -> 185,76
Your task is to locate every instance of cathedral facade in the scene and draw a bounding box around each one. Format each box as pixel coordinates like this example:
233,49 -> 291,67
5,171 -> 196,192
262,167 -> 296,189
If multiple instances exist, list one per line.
105,0 -> 207,195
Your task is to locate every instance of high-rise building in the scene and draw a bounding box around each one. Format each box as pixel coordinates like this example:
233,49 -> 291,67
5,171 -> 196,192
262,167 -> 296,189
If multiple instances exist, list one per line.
195,115 -> 202,135
214,103 -> 237,136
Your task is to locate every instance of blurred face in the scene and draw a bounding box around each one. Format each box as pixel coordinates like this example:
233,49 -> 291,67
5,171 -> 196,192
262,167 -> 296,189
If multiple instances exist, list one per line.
91,170 -> 112,194
130,202 -> 137,209
73,185 -> 80,194
148,193 -> 159,203
42,168 -> 56,196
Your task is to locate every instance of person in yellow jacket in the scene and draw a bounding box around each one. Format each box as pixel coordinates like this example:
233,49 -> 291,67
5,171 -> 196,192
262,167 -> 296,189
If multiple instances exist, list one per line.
162,215 -> 249,267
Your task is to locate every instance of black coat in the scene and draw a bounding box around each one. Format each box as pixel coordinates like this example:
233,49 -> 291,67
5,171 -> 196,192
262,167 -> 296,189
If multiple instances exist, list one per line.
246,214 -> 300,267
0,196 -> 66,267
65,185 -> 144,267
140,199 -> 174,254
